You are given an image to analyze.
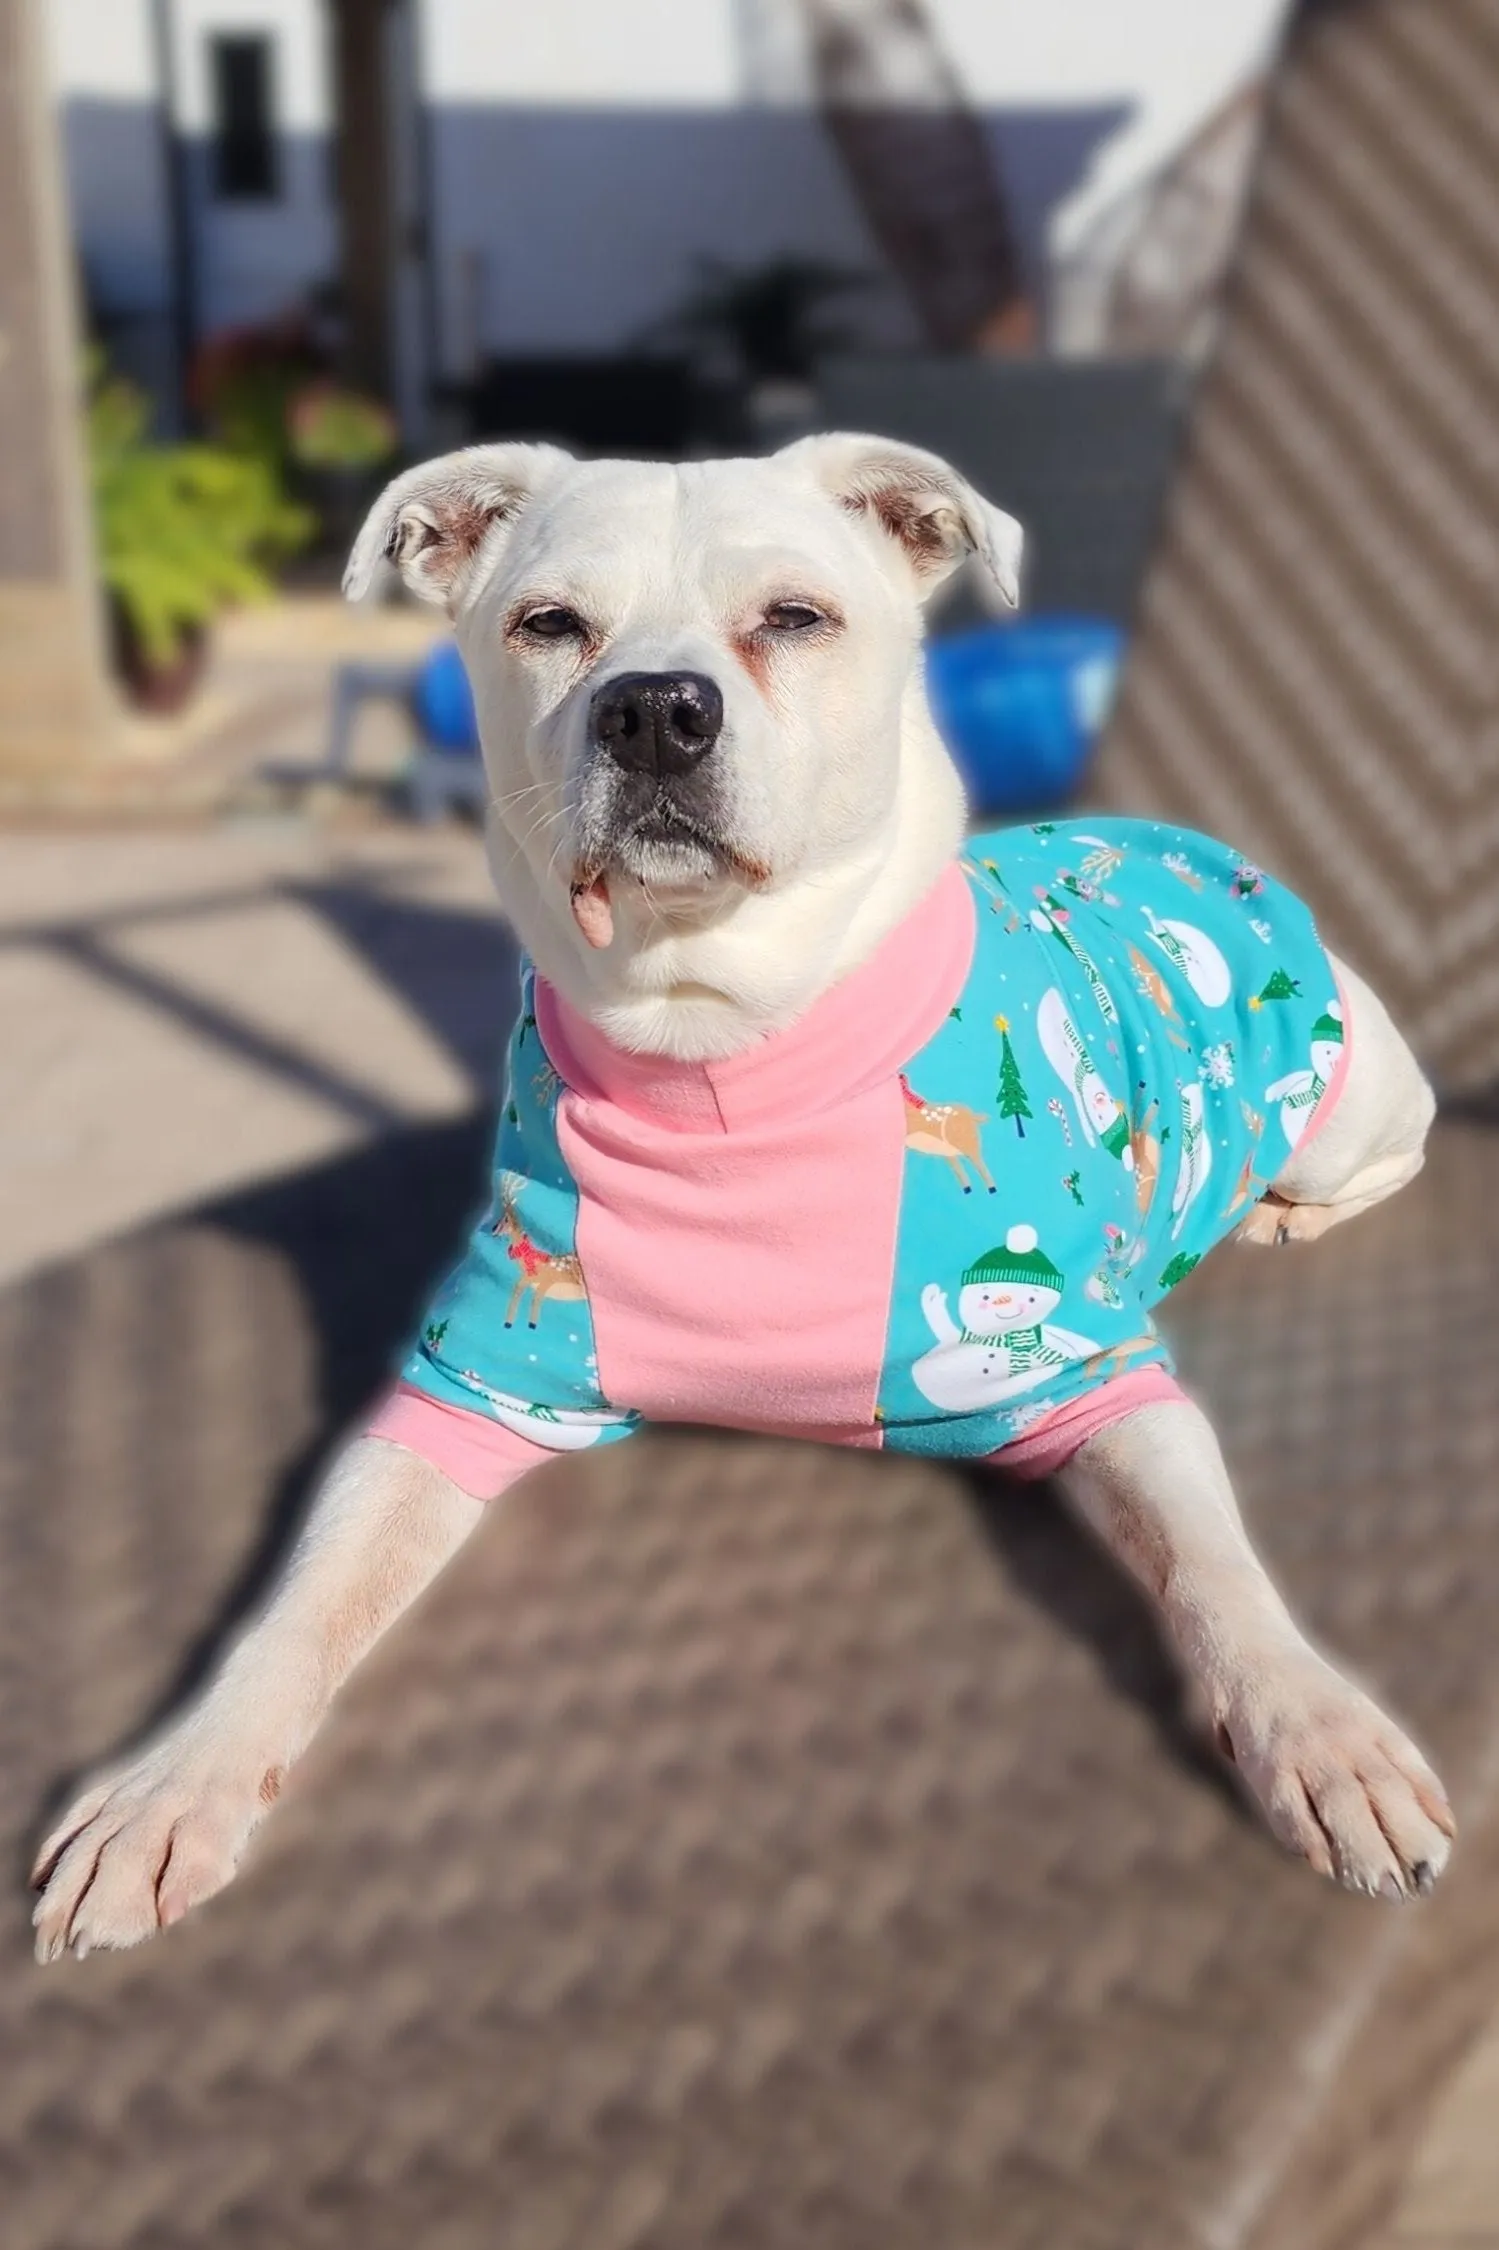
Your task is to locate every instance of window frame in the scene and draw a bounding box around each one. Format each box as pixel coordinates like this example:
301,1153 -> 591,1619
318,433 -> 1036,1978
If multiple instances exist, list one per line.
208,31 -> 280,204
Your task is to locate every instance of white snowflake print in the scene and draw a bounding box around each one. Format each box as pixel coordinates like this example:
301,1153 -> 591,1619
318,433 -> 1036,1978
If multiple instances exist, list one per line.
1199,1041 -> 1235,1090
1006,1401 -> 1054,1436
1249,918 -> 1273,945
1161,850 -> 1203,891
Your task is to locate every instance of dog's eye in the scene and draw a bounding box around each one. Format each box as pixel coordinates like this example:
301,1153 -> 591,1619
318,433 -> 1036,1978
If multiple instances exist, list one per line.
518,606 -> 587,641
763,601 -> 826,633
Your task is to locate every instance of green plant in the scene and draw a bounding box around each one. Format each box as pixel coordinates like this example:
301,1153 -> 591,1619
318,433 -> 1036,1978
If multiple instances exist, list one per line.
88,357 -> 314,669
288,382 -> 399,471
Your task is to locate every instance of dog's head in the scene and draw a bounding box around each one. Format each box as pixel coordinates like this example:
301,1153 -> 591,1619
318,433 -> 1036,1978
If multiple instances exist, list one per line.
346,435 -> 1021,957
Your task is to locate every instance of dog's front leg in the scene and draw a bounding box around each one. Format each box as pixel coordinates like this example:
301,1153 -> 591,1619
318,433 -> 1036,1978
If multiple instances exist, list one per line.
32,1438 -> 487,1960
1057,1400 -> 1455,1897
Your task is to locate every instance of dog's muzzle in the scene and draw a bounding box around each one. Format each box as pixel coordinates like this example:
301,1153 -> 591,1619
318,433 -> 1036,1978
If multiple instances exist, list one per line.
588,671 -> 724,777
570,671 -> 743,953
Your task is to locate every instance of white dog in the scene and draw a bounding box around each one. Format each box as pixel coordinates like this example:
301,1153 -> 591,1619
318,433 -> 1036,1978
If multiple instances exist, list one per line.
33,436 -> 1451,1960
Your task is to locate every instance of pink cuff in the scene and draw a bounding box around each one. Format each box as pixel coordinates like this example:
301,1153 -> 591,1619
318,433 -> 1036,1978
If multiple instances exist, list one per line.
367,1382 -> 557,1500
987,1368 -> 1188,1480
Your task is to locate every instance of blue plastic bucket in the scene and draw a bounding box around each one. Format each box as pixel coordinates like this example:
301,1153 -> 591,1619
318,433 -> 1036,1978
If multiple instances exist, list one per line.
925,617 -> 1125,815
414,640 -> 480,754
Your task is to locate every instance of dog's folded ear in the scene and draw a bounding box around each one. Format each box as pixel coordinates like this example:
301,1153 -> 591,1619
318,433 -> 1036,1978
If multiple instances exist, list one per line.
777,432 -> 1023,609
343,442 -> 572,612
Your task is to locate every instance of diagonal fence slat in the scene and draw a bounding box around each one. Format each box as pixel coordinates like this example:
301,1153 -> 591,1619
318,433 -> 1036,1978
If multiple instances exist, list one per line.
1094,0 -> 1499,1093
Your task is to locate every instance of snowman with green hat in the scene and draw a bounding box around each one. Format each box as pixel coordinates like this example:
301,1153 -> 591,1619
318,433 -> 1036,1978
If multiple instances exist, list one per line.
915,1224 -> 1098,1412
1264,997 -> 1346,1147
1037,987 -> 1135,1165
1029,893 -> 1118,1023
1140,907 -> 1233,1007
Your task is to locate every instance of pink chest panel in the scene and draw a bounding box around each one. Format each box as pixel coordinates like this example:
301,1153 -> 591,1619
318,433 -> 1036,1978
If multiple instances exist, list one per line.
555,1081 -> 905,1445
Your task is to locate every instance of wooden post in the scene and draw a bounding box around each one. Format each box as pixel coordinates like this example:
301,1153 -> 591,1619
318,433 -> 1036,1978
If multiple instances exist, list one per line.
806,0 -> 1036,353
329,0 -> 396,402
0,0 -> 112,772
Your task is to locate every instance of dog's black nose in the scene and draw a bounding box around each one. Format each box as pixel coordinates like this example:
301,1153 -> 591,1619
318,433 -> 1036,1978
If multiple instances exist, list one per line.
590,672 -> 723,777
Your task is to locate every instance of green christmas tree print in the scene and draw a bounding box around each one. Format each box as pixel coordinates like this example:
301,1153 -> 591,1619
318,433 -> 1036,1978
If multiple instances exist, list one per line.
994,1015 -> 1032,1138
424,1318 -> 449,1350
1249,967 -> 1301,1010
1158,1251 -> 1201,1290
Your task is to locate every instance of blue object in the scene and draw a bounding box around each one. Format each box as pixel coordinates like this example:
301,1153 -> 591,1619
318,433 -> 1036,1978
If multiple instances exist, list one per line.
414,640 -> 480,754
925,617 -> 1125,814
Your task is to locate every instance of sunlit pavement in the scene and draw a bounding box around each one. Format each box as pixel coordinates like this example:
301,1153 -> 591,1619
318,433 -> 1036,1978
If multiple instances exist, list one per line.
0,822 -> 513,1286
0,589 -> 446,820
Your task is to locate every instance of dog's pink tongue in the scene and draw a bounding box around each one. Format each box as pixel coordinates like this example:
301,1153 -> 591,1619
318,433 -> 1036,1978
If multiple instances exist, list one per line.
570,873 -> 614,950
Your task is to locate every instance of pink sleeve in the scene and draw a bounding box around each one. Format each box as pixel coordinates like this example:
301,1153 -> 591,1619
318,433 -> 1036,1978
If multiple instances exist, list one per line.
986,1368 -> 1189,1480
366,1382 -> 559,1500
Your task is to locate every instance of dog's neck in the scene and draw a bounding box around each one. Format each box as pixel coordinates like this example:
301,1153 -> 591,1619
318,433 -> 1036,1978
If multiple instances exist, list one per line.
488,695 -> 968,1064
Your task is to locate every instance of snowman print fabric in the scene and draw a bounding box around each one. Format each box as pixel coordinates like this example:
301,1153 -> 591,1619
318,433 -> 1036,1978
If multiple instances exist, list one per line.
876,821 -> 1343,1458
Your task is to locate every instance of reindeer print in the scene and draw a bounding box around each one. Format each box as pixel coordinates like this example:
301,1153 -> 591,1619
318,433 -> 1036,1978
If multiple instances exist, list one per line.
1225,1148 -> 1268,1219
901,1075 -> 997,1194
1130,1098 -> 1162,1217
492,1175 -> 588,1328
1126,944 -> 1192,1049
1081,1333 -> 1164,1383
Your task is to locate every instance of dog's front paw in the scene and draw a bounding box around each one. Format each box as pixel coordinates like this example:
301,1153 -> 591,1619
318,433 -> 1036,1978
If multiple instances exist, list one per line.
31,1734 -> 281,1962
1217,1650 -> 1455,1898
1234,1193 -> 1334,1246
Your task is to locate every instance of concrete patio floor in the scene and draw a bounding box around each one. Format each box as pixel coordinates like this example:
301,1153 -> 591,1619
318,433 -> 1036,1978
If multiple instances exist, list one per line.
0,823 -> 511,1287
0,587 -> 445,821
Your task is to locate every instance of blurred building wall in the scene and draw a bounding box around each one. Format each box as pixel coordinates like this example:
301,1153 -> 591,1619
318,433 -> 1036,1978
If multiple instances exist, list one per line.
52,0 -> 334,349
46,0 -> 1285,406
422,104 -> 1118,373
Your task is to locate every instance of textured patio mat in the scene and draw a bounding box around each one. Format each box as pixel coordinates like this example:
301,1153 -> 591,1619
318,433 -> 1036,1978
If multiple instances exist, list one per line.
2,1111 -> 1499,2250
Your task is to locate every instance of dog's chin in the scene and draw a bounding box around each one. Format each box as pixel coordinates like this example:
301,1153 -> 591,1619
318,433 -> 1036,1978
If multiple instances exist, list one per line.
570,814 -> 768,951
616,818 -> 726,889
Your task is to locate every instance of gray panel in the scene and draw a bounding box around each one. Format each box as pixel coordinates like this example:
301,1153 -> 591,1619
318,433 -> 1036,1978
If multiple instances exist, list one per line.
815,354 -> 1190,621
